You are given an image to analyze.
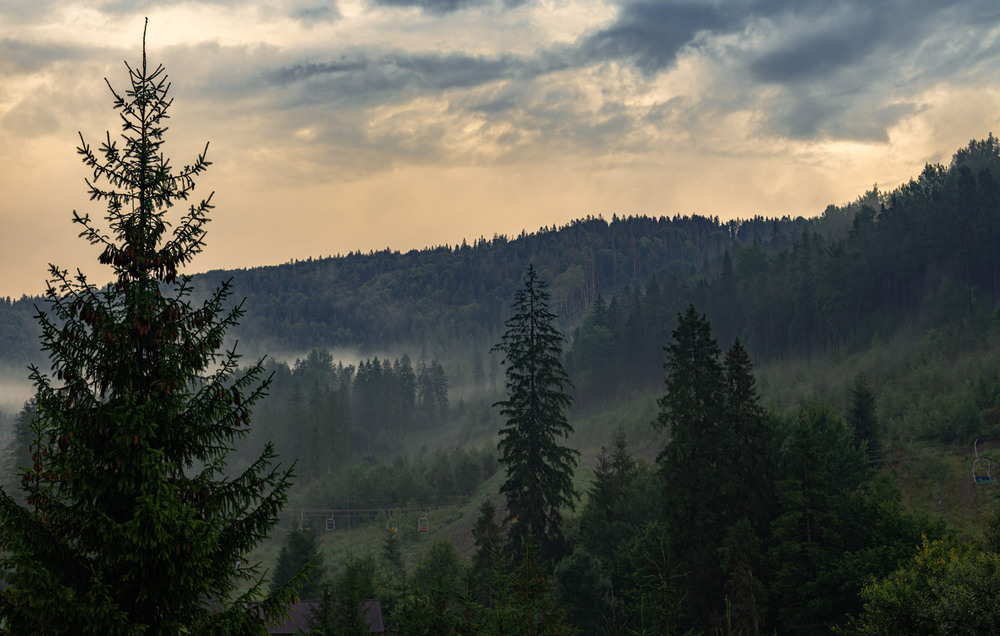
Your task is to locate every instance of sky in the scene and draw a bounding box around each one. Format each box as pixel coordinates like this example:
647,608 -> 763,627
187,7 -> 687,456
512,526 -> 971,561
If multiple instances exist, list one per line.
2,0 -> 1000,298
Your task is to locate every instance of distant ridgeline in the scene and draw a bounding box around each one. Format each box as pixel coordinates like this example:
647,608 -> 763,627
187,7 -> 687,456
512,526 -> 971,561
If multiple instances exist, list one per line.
3,135 -> 1000,403
1,213 -> 791,366
185,213 -> 810,358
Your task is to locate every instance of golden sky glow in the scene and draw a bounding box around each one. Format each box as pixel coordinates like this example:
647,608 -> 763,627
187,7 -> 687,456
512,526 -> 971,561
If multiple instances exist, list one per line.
2,0 -> 1000,298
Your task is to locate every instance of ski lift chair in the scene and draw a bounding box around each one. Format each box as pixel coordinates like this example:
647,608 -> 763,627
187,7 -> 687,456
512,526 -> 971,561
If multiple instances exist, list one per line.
298,511 -> 311,531
417,511 -> 429,533
325,515 -> 336,531
974,439 -> 993,485
387,510 -> 398,533
974,458 -> 993,485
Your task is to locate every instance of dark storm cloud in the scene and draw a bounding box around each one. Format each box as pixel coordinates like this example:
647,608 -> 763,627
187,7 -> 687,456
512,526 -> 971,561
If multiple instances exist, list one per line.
93,0 -> 340,24
369,0 -> 527,15
749,31 -> 878,84
265,48 -> 570,108
747,2 -> 923,85
0,0 -> 59,23
579,0 -> 732,74
741,0 -> 1000,139
239,0 -> 999,155
579,0 -> 998,84
96,0 -> 241,13
0,38 -> 82,74
289,3 -> 341,24
94,0 -> 1000,163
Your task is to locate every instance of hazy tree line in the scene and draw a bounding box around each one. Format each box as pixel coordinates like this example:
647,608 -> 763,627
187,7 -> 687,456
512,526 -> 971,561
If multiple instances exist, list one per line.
5,136 -> 1000,397
6,136 -> 999,420
1,346 -> 484,533
2,350 -> 463,512
200,348 -> 454,483
0,211 -> 820,366
179,212 -> 818,357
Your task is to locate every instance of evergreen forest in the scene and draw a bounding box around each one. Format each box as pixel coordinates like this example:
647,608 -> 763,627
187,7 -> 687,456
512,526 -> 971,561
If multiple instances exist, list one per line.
6,69 -> 1000,630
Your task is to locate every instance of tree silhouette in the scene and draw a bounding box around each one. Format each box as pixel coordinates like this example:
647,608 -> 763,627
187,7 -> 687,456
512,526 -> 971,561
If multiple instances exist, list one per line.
0,24 -> 295,633
492,264 -> 579,562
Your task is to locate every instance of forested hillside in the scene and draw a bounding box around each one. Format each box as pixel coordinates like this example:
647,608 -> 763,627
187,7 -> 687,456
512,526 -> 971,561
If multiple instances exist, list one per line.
5,135 -> 1000,633
569,135 -> 1000,419
1,212 -> 820,366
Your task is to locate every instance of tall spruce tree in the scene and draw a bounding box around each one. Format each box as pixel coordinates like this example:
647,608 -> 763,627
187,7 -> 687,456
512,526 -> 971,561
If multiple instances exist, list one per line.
653,305 -> 736,629
492,264 -> 579,561
720,338 -> 773,635
270,529 -> 325,601
848,373 -> 880,457
0,25 -> 295,633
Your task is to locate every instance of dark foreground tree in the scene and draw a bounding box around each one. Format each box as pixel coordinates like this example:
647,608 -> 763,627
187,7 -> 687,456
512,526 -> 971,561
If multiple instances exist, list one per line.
492,264 -> 579,561
654,307 -> 775,631
0,25 -> 294,634
654,306 -> 727,627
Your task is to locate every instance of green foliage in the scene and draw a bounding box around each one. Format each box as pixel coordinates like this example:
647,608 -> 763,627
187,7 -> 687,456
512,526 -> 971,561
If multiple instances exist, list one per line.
655,307 -> 775,630
407,540 -> 466,633
493,265 -> 579,561
0,400 -> 35,504
719,518 -> 766,636
382,526 -> 404,574
288,445 -> 497,524
471,498 -> 505,603
468,540 -> 578,636
767,404 -> 938,633
0,29 -> 294,634
271,529 -> 325,600
233,350 -> 466,480
619,521 -> 683,636
553,547 -> 611,635
312,553 -> 380,635
849,373 -> 880,455
577,427 -> 664,630
587,425 -> 639,513
851,538 -> 1000,635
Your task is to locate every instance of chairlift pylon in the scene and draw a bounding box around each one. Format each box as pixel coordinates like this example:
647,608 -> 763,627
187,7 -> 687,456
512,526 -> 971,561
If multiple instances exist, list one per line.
973,438 -> 993,485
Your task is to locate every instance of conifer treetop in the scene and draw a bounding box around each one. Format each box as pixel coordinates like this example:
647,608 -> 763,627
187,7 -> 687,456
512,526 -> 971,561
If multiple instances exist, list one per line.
0,22 -> 296,634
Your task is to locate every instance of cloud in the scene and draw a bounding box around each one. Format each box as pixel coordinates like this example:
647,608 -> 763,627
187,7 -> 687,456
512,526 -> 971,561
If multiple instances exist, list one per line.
288,3 -> 341,25
95,0 -> 243,14
263,47 -> 570,109
369,0 -> 528,15
0,37 -> 82,74
5,0 -> 1000,300
737,0 -> 999,140
579,0 -> 730,74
